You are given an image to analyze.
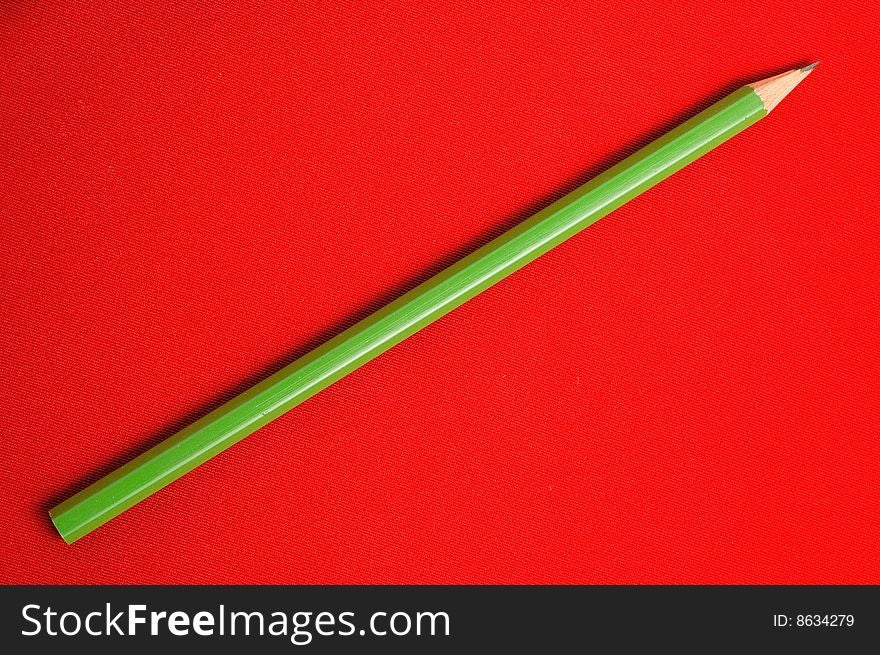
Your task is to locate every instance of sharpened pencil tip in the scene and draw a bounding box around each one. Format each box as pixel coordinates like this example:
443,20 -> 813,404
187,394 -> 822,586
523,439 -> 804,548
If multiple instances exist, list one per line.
748,64 -> 817,112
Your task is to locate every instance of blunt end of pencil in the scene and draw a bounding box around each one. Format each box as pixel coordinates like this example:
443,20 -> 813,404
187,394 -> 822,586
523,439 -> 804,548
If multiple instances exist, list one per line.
48,504 -> 80,545
748,63 -> 818,113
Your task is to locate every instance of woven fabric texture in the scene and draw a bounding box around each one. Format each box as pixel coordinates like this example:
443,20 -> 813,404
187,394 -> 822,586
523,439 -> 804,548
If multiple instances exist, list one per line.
1,2 -> 878,583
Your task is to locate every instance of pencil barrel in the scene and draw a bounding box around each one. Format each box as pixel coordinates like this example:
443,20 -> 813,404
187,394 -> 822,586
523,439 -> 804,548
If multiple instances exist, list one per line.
50,86 -> 767,543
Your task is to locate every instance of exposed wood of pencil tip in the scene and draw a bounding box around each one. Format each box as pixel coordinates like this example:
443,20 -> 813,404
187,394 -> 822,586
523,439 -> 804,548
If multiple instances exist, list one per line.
749,62 -> 819,112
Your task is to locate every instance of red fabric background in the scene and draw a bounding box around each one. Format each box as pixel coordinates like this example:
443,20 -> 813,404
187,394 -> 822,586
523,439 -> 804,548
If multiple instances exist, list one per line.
1,2 -> 878,584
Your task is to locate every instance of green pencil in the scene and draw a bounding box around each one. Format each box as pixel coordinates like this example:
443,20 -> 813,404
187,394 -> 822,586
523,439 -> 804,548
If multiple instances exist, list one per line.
50,64 -> 817,543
